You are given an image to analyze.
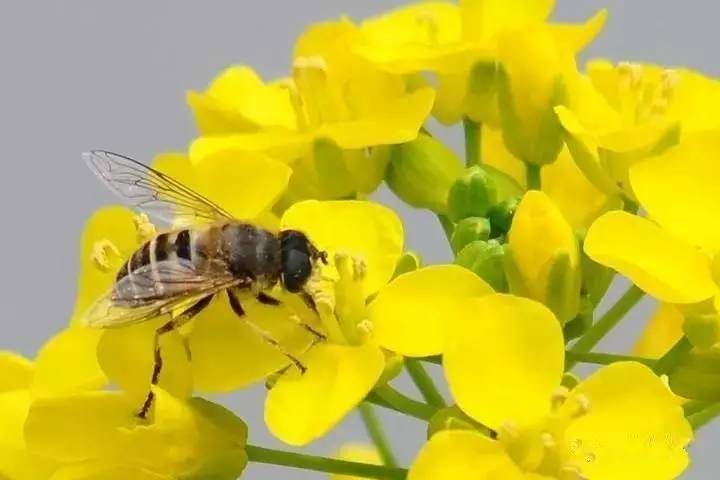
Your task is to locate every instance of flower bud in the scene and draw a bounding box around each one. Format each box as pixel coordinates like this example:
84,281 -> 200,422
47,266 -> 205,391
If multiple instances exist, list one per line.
683,314 -> 720,349
563,296 -> 593,341
487,196 -> 519,237
669,346 -> 720,401
393,251 -> 422,278
455,240 -> 507,292
385,134 -> 463,212
505,191 -> 581,324
450,217 -> 491,254
447,166 -> 498,222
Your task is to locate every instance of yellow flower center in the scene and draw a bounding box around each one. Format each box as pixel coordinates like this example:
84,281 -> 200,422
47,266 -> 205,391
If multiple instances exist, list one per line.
304,252 -> 370,346
497,388 -> 595,479
91,239 -> 122,272
616,61 -> 679,127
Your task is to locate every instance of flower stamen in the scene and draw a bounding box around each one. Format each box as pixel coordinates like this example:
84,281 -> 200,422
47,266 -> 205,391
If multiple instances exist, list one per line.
91,239 -> 122,272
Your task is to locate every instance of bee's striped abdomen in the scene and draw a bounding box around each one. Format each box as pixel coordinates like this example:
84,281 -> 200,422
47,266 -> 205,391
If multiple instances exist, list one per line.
114,229 -> 198,301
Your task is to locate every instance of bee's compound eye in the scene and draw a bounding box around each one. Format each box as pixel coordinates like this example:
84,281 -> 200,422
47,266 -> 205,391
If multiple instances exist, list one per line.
281,249 -> 312,293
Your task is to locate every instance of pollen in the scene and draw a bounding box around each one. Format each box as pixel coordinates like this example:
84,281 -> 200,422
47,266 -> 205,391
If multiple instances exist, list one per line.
133,213 -> 157,243
91,239 -> 122,272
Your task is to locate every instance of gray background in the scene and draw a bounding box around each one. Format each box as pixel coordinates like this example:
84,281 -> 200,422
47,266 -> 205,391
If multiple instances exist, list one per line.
0,1 -> 717,478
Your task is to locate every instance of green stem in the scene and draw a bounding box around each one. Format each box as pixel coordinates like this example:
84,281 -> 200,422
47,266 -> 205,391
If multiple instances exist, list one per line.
436,214 -> 454,242
653,336 -> 693,376
358,403 -> 398,467
420,355 -> 442,365
463,118 -> 481,167
368,385 -> 438,421
565,351 -> 657,369
525,163 -> 542,190
245,445 -> 408,480
404,358 -> 447,407
688,403 -> 720,431
567,285 -> 645,368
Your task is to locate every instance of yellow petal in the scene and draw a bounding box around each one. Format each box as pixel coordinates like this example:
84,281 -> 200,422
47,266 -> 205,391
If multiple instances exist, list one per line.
31,327 -> 106,398
331,444 -> 381,480
354,3 -> 476,75
187,65 -> 296,135
630,131 -> 720,251
408,430 -> 524,480
316,88 -> 434,150
481,126 -> 526,187
50,463 -> 168,480
585,211 -> 717,303
0,391 -> 61,479
189,295 -> 314,392
190,130 -> 311,164
460,0 -> 554,42
633,303 -> 685,359
369,265 -> 494,356
563,362 -> 692,480
445,294 -> 564,429
265,343 -> 384,446
542,148 -> 619,230
550,9 -> 607,54
0,351 -> 34,392
24,391 -> 137,462
154,151 -> 292,222
281,200 -> 404,295
71,206 -> 139,326
97,318 -> 192,404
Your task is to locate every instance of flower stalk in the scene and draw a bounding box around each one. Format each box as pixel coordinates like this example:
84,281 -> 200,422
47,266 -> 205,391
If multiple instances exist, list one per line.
463,118 -> 481,167
359,403 -> 398,467
404,358 -> 447,408
245,444 -> 408,479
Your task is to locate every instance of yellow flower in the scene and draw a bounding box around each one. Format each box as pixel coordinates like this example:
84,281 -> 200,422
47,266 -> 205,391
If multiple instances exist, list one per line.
189,18 -> 434,202
409,294 -> 692,479
353,0 -> 605,165
266,200 -> 491,444
584,130 -> 720,313
505,191 -> 581,324
556,61 -> 720,197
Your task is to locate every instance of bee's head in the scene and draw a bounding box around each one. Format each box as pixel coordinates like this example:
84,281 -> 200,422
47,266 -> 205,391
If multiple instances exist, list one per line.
279,230 -> 328,293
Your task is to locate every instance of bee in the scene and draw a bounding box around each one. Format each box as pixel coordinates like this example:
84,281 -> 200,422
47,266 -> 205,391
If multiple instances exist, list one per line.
82,150 -> 327,418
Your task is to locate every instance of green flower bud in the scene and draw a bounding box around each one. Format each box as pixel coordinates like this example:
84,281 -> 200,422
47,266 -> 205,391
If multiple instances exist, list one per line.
393,251 -> 422,278
451,217 -> 491,254
483,165 -> 524,203
669,346 -> 720,401
488,196 -> 520,237
497,66 -> 566,167
683,314 -> 720,349
447,166 -> 498,222
455,240 -> 507,292
385,134 -> 463,212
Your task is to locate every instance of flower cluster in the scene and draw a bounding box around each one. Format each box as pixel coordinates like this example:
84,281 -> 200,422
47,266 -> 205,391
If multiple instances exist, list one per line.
3,1 -> 720,479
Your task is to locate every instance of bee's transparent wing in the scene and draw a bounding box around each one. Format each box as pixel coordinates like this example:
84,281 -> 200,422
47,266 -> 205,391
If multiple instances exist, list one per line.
84,150 -> 234,225
82,259 -> 246,328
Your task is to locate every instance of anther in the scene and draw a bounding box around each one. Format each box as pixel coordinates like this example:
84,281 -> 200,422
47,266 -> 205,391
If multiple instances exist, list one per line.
551,386 -> 570,410
540,432 -> 556,449
91,239 -> 121,272
618,61 -> 643,89
356,319 -> 373,338
572,394 -> 591,418
293,55 -> 328,73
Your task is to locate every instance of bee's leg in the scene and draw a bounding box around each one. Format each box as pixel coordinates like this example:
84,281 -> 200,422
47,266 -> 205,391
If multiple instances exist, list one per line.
137,295 -> 212,419
227,289 -> 307,374
256,292 -> 281,306
257,292 -> 326,342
